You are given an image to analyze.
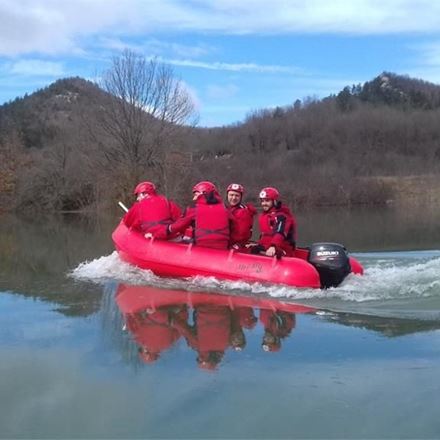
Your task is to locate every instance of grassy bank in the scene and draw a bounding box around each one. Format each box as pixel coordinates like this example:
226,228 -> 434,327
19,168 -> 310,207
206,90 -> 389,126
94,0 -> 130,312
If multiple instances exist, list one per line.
373,175 -> 440,205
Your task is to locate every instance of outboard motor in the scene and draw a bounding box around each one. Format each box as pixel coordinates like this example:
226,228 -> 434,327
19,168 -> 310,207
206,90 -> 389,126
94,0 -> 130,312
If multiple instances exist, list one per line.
308,243 -> 351,289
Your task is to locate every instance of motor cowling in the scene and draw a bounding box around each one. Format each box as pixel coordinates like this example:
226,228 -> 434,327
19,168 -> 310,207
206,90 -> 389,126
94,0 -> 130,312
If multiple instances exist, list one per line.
308,243 -> 351,288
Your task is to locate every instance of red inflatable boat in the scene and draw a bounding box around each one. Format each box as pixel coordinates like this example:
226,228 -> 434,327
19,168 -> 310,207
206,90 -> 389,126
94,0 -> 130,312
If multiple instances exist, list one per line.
112,222 -> 363,289
116,284 -> 317,315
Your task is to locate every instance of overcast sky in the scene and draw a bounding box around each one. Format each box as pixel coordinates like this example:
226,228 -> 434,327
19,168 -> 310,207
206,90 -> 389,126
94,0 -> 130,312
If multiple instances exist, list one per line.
1,0 -> 440,126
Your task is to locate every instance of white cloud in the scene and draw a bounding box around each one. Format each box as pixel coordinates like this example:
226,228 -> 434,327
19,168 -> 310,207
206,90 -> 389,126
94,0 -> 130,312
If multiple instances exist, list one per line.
402,41 -> 440,84
0,1 -> 74,55
180,80 -> 202,111
412,41 -> 440,67
132,0 -> 440,35
96,37 -> 135,52
2,0 -> 440,56
206,83 -> 240,100
142,39 -> 214,59
97,37 -> 214,59
9,59 -> 65,76
161,58 -> 301,74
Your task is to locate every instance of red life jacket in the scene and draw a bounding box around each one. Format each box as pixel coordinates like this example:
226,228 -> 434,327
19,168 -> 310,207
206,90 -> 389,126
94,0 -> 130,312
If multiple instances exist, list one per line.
137,195 -> 176,233
193,305 -> 232,352
194,202 -> 230,249
126,308 -> 187,353
229,203 -> 256,246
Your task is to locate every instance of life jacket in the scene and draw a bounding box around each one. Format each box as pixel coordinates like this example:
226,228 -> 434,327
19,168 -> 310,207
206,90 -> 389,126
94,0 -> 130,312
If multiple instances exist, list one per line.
229,203 -> 256,246
258,205 -> 296,256
259,206 -> 291,236
137,195 -> 175,233
194,202 -> 230,249
126,307 -> 187,353
193,305 -> 232,352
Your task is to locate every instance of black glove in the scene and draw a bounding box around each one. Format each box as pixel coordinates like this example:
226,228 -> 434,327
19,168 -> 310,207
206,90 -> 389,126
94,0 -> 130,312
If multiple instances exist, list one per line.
250,244 -> 265,254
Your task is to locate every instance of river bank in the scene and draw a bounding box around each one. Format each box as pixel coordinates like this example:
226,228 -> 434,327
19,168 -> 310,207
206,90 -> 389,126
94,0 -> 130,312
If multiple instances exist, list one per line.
1,173 -> 440,215
373,174 -> 440,204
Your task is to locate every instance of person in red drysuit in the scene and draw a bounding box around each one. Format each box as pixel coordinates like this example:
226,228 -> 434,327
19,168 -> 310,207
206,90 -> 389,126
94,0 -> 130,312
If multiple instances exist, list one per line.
152,181 -> 231,249
225,183 -> 257,249
123,181 -> 181,239
250,187 -> 297,257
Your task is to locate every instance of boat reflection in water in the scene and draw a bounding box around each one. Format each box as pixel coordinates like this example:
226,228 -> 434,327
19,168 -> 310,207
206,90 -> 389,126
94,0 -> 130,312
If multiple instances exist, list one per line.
115,284 -> 316,370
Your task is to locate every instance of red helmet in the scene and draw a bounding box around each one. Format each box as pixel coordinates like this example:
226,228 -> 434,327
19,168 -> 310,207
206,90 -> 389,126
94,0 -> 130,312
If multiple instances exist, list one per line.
192,181 -> 217,194
259,187 -> 280,200
226,183 -> 244,194
134,181 -> 156,196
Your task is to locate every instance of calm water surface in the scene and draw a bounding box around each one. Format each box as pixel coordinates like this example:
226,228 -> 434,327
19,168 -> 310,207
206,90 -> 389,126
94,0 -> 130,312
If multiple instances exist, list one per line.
1,206 -> 440,439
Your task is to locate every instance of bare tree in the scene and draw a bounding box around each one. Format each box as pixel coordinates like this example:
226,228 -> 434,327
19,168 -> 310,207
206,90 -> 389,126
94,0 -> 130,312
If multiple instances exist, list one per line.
93,49 -> 198,198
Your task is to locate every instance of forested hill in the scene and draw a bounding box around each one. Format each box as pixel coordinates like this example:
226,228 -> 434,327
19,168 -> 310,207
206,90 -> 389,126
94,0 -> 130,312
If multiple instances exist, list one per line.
336,71 -> 440,110
0,77 -> 104,152
1,71 -> 440,213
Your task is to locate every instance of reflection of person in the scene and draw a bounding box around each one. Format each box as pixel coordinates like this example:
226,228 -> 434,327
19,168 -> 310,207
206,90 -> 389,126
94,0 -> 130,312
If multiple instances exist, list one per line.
162,181 -> 231,249
125,305 -> 188,363
259,309 -> 296,352
229,306 -> 257,351
226,183 -> 257,249
171,304 -> 234,370
251,187 -> 297,257
232,306 -> 258,330
123,181 -> 181,238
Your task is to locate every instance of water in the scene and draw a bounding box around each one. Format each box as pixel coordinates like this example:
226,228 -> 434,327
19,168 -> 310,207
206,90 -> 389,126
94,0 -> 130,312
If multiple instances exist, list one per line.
1,206 -> 440,439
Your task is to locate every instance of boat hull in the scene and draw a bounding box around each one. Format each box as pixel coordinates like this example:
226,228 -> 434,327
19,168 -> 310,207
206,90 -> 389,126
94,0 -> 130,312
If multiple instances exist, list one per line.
116,284 -> 317,315
112,222 -> 322,288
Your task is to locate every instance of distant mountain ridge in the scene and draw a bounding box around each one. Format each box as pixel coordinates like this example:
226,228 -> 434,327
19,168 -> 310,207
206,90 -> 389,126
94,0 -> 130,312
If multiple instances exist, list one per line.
2,71 -> 440,149
2,71 -> 440,137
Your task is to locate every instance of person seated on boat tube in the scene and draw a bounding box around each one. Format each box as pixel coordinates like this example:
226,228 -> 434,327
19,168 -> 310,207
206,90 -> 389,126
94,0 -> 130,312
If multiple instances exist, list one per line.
123,181 -> 181,239
225,183 -> 257,249
153,181 -> 231,250
248,186 -> 297,258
